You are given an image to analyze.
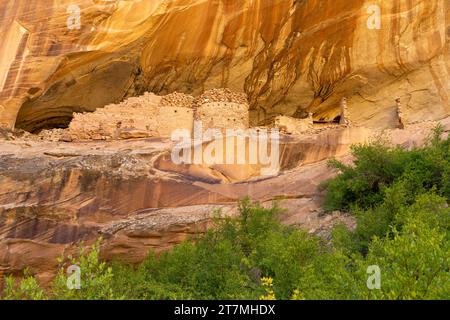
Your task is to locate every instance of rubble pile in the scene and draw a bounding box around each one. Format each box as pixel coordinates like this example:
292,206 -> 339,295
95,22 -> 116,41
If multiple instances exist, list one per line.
194,88 -> 248,107
159,92 -> 195,109
37,129 -> 67,142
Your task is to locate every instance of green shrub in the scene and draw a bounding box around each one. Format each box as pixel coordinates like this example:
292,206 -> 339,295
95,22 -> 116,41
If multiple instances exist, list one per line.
2,271 -> 47,300
323,126 -> 449,211
51,239 -> 116,300
361,200 -> 450,299
333,181 -> 408,255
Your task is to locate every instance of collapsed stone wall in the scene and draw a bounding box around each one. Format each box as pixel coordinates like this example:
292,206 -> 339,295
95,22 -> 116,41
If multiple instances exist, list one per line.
67,92 -> 162,140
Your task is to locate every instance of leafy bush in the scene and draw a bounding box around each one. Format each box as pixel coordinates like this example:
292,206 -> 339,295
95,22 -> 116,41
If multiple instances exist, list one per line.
332,181 -> 408,255
2,271 -> 47,300
51,239 -> 116,300
358,193 -> 450,299
323,126 -> 449,211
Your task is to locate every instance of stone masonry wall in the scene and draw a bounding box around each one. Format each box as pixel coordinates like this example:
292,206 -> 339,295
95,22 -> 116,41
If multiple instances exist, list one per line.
195,102 -> 249,133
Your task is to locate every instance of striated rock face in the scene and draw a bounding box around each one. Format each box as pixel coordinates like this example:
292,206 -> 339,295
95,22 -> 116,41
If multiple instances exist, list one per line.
0,0 -> 448,131
1,118 -> 449,284
0,125 -> 371,283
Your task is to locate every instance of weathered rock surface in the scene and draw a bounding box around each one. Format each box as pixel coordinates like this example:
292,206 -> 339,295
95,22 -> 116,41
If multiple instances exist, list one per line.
1,118 -> 448,284
0,0 -> 448,131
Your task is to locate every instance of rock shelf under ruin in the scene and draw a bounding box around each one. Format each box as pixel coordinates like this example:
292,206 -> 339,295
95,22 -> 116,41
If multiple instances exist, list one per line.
1,99 -> 448,284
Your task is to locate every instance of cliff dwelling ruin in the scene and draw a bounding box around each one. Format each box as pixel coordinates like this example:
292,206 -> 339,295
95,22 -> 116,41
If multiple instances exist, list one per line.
10,87 -> 365,144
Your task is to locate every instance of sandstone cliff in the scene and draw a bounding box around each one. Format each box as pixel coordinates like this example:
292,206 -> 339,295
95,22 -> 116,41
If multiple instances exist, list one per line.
0,0 -> 448,132
1,116 -> 448,284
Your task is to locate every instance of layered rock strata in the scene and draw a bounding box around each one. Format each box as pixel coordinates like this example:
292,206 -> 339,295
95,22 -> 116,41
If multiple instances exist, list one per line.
1,117 -> 449,284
